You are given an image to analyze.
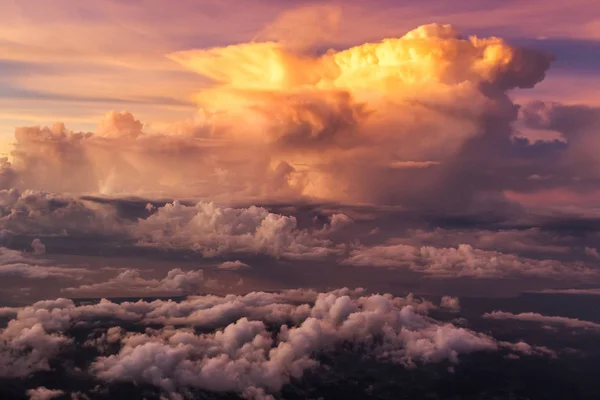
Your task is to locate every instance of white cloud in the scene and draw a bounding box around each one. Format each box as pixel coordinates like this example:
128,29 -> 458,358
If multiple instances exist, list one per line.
585,247 -> 600,259
0,322 -> 71,378
86,290 -> 547,398
26,387 -> 65,400
132,201 -> 345,259
218,260 -> 251,270
1,22 -> 555,208
394,228 -> 572,256
61,268 -> 205,296
0,287 -> 549,394
31,238 -> 46,255
534,288 -> 600,295
344,243 -> 597,279
0,189 -> 123,236
483,311 -> 600,330
0,190 -> 347,261
440,296 -> 460,312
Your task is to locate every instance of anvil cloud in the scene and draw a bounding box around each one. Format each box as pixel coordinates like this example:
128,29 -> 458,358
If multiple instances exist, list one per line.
0,22 -> 559,209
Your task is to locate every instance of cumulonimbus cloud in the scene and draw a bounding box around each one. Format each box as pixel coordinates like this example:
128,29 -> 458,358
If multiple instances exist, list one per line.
0,22 -> 558,209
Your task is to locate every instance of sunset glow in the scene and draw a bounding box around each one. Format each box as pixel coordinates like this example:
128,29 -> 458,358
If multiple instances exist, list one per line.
1,1 -> 600,400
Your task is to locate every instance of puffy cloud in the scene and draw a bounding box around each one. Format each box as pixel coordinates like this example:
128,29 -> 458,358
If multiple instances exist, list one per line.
26,387 -> 65,400
218,260 -> 251,270
0,190 -> 348,260
88,289 -> 548,398
3,190 -> 599,283
69,392 -> 90,400
483,311 -> 600,330
164,22 -> 553,206
0,189 -> 122,236
0,288 -> 548,395
1,21 -> 555,208
0,295 -> 152,378
344,243 -> 597,279
31,238 -> 46,255
6,117 -> 299,201
0,321 -> 71,378
172,23 -> 550,94
96,110 -> 144,139
61,268 -> 205,297
440,296 -> 460,312
132,201 -> 345,259
394,227 -> 573,257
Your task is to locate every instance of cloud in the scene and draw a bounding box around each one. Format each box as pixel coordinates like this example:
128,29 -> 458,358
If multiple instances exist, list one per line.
0,321 -> 71,378
0,246 -> 92,280
96,110 -> 144,139
393,228 -> 573,257
133,201 -> 346,259
253,4 -> 343,51
0,21 -> 556,210
0,288 -> 549,395
344,243 -> 597,279
61,268 -> 205,297
532,288 -> 600,295
31,238 -> 46,255
164,22 -> 553,206
2,2 -> 599,212
483,311 -> 600,330
0,190 -> 350,260
0,189 -> 123,236
218,260 -> 251,270
26,387 -> 65,400
2,190 -> 599,283
440,296 -> 460,312
89,289 -> 544,398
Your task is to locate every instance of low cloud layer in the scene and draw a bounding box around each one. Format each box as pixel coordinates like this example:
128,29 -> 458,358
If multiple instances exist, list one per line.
61,268 -> 206,297
1,189 -> 599,286
343,243 -> 597,279
0,288 -> 552,399
26,387 -> 65,400
218,260 -> 251,270
0,246 -> 91,280
483,311 -> 600,330
133,200 -> 349,259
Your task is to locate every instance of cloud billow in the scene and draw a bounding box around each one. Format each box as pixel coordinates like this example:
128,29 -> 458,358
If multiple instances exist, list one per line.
0,288 -> 552,399
0,23 -> 559,210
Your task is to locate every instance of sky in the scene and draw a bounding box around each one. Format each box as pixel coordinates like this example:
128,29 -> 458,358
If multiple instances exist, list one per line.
2,1 -> 600,399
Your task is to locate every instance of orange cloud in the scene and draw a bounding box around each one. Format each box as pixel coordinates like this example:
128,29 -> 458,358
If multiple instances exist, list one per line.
0,19 -> 554,207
